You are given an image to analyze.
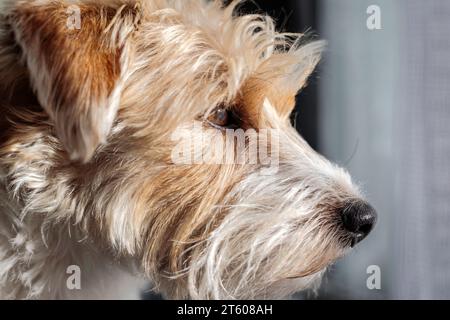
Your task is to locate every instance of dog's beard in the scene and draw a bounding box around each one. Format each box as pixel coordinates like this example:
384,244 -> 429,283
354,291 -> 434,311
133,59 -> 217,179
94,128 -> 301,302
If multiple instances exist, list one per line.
183,170 -> 353,299
134,124 -> 358,300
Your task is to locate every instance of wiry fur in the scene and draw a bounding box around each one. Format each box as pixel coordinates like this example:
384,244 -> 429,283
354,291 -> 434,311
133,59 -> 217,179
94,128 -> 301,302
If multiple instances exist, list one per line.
0,0 -> 367,299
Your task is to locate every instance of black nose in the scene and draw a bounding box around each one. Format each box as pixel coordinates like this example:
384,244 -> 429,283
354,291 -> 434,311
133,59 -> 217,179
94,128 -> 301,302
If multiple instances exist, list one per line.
341,201 -> 377,246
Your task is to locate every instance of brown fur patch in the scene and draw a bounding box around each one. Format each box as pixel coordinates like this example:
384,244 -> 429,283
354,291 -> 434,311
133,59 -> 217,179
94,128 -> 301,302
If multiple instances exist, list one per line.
9,1 -> 137,162
238,76 -> 296,128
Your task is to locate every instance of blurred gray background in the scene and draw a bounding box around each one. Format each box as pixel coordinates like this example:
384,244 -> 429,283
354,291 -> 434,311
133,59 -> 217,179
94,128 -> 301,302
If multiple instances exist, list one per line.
319,0 -> 450,299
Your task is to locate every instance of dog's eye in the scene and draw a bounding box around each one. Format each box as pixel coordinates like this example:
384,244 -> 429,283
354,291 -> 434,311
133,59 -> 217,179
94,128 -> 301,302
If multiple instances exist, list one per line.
207,107 -> 231,128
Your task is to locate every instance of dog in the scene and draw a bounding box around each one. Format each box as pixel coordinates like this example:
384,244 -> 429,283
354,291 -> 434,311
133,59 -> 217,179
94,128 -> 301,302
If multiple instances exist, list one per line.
0,0 -> 377,299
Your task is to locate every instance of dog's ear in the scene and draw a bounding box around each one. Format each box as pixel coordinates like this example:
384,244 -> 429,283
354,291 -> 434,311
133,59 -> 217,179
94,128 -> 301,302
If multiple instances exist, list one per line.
8,1 -> 137,162
280,40 -> 325,93
258,40 -> 325,117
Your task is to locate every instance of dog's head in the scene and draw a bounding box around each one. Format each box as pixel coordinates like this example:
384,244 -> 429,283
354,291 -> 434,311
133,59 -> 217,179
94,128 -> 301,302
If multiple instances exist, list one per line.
0,0 -> 376,299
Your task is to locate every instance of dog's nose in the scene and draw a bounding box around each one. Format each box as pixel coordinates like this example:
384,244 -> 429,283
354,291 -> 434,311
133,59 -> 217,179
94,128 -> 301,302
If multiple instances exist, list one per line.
341,201 -> 377,246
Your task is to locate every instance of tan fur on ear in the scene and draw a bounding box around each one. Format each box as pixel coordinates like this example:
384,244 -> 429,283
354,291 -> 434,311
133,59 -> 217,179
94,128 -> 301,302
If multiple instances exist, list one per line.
254,40 -> 325,118
7,1 -> 137,162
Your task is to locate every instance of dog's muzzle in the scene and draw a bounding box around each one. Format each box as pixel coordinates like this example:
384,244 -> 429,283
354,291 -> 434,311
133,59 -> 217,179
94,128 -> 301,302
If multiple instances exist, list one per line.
340,200 -> 377,247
